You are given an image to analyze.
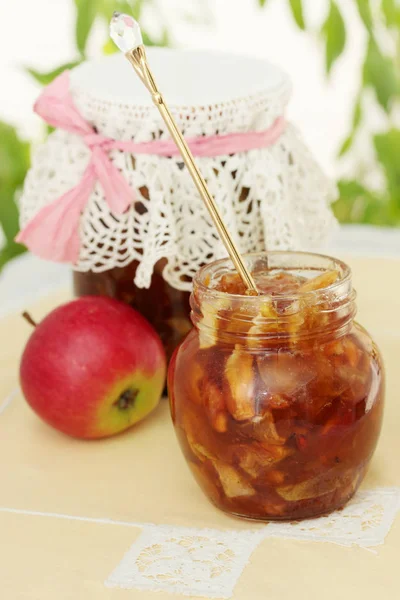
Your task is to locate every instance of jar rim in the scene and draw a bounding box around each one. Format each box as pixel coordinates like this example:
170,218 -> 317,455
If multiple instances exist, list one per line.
193,251 -> 352,301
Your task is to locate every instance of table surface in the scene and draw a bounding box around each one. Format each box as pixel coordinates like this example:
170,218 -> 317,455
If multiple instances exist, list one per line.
1,255 -> 399,599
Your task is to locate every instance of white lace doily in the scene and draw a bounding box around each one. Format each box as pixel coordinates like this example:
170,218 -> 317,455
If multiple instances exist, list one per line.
106,525 -> 264,598
19,50 -> 338,291
105,488 -> 400,598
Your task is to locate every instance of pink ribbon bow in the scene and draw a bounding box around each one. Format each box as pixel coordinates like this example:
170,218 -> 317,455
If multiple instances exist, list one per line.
17,71 -> 286,263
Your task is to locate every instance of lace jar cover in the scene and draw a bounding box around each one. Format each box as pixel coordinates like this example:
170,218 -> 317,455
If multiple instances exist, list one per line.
18,49 -> 338,291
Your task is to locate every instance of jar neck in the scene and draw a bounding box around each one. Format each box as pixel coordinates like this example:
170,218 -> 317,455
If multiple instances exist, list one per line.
190,252 -> 357,346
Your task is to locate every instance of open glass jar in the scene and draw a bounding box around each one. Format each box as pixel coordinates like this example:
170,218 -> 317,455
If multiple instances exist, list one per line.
168,252 -> 384,521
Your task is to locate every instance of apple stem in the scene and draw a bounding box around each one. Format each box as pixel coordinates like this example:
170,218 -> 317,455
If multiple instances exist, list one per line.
22,311 -> 37,328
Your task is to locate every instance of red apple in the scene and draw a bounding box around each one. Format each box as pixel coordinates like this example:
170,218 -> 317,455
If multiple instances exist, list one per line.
20,297 -> 166,439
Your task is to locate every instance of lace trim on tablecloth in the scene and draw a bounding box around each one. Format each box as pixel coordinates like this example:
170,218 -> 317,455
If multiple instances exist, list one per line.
105,526 -> 263,599
105,487 -> 400,598
264,487 -> 400,549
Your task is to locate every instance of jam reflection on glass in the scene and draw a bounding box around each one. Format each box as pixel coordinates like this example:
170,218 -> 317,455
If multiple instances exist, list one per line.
168,254 -> 384,521
73,259 -> 191,362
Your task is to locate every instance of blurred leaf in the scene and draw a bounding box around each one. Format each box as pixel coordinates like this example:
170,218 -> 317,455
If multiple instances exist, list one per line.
0,121 -> 30,269
0,185 -> 21,245
339,136 -> 353,157
323,1 -> 346,73
289,0 -> 305,29
363,39 -> 399,111
159,29 -> 171,47
334,180 -> 393,225
336,130 -> 400,225
355,0 -> 373,31
339,95 -> 362,156
142,29 -> 170,47
374,129 -> 400,204
0,122 -> 30,186
352,96 -> 363,128
259,0 -> 269,6
103,38 -> 118,54
141,31 -> 159,46
100,0 -> 115,17
0,242 -> 26,272
333,181 -> 368,223
382,0 -> 400,26
75,0 -> 98,55
26,61 -> 82,86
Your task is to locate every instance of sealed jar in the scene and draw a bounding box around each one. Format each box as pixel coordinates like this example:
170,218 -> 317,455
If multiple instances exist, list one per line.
168,252 -> 384,520
18,50 -> 337,360
73,260 -> 191,361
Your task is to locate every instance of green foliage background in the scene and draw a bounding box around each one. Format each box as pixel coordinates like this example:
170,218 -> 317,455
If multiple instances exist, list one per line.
1,0 -> 399,272
260,0 -> 400,227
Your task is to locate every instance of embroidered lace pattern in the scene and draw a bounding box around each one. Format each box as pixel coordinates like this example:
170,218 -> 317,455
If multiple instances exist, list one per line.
105,488 -> 400,598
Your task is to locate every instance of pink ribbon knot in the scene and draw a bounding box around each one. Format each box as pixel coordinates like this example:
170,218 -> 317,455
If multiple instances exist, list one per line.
16,71 -> 135,262
16,70 -> 286,264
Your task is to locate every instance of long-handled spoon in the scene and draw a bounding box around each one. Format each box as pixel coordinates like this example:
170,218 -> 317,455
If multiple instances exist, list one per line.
110,12 -> 259,295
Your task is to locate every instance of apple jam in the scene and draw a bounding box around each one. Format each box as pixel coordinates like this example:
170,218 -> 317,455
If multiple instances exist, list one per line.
168,252 -> 384,521
73,259 -> 191,361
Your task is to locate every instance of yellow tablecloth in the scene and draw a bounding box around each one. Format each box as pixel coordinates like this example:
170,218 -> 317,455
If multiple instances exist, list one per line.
0,256 -> 399,599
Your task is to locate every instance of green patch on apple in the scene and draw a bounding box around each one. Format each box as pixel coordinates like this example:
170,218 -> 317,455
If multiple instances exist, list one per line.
95,369 -> 166,438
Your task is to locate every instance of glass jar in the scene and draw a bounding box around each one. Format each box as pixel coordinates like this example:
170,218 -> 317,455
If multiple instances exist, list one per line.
168,252 -> 384,521
73,259 -> 191,362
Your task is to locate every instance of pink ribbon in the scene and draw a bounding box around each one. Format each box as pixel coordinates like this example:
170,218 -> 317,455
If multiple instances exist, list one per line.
17,71 -> 286,263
